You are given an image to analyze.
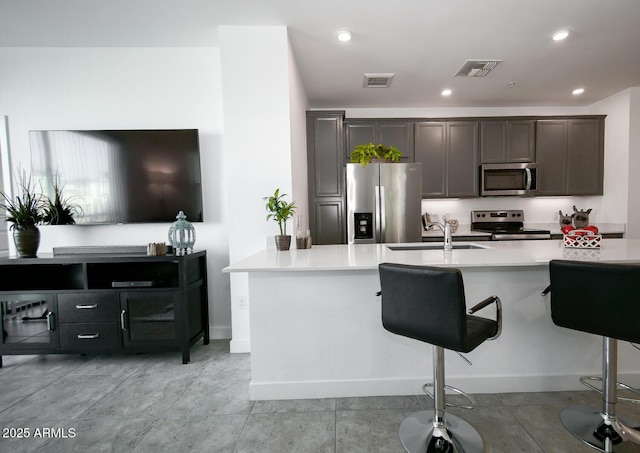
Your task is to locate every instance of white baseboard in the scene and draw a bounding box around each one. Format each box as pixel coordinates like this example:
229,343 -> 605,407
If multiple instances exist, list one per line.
248,373 -> 640,401
230,338 -> 251,353
209,326 -> 231,340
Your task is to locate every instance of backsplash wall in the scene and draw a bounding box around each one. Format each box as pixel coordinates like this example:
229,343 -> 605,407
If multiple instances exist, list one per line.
422,195 -> 613,228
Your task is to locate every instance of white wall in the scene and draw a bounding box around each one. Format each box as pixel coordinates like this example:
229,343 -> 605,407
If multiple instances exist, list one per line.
288,36 -> 310,235
626,88 -> 640,238
0,47 -> 231,338
219,26 -> 295,352
343,104 -> 632,227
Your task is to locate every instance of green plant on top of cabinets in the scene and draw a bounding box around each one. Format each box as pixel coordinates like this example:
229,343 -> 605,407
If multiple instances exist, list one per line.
350,143 -> 402,167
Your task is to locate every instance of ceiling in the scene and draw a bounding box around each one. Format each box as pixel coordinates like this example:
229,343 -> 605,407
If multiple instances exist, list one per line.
1,0 -> 640,109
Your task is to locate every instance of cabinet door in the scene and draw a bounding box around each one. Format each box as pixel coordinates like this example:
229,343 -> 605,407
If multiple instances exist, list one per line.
567,119 -> 603,195
415,122 -> 446,197
314,200 -> 344,245
536,120 -> 568,195
507,120 -> 535,162
0,294 -> 58,351
378,122 -> 414,161
480,121 -> 507,163
447,122 -> 479,197
345,121 -> 376,162
120,292 -> 178,347
480,120 -> 534,163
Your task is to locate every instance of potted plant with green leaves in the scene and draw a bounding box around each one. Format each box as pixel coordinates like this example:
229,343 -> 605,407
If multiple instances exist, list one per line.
350,143 -> 403,167
43,174 -> 82,225
264,188 -> 296,251
0,171 -> 46,257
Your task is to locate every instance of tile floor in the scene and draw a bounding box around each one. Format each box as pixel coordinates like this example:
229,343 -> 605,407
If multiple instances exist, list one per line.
0,340 -> 638,452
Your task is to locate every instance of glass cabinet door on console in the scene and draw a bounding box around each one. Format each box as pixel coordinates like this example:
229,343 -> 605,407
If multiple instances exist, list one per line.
120,292 -> 178,347
1,294 -> 57,350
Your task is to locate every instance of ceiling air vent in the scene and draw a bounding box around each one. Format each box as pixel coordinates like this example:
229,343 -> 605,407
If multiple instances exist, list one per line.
454,60 -> 502,77
363,73 -> 395,88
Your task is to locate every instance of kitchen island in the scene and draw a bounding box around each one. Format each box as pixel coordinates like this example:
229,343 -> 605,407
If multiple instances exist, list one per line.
224,239 -> 640,401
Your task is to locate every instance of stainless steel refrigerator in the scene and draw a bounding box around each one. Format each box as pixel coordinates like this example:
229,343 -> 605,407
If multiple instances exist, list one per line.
346,162 -> 422,244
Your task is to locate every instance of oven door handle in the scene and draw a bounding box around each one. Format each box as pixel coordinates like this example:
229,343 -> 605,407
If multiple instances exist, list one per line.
524,168 -> 532,191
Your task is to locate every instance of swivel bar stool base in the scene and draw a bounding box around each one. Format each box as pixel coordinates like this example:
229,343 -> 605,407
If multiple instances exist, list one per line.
400,411 -> 483,453
560,405 -> 639,453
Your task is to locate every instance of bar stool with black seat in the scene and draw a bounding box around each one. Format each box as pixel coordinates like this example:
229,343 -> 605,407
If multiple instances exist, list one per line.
378,263 -> 502,453
549,259 -> 640,452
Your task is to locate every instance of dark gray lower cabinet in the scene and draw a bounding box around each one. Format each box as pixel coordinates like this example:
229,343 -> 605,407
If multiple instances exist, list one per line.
536,117 -> 604,195
0,251 -> 209,366
415,121 -> 479,198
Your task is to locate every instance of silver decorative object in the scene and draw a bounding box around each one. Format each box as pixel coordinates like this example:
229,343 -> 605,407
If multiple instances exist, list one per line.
168,211 -> 196,255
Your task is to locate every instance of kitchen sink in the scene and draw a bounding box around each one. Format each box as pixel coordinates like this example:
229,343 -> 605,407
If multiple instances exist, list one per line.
386,242 -> 492,251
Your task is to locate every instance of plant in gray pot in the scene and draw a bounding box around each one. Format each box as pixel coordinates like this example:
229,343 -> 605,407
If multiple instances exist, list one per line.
0,172 -> 46,258
264,188 -> 296,251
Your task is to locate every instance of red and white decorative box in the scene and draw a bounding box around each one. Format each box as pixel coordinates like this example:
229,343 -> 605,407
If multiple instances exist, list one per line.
563,230 -> 602,248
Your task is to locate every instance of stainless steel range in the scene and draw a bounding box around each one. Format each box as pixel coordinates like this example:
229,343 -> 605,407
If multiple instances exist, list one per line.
471,210 -> 551,240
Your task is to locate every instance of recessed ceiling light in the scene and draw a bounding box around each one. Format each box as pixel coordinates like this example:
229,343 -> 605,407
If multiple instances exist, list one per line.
441,89 -> 452,96
337,30 -> 352,42
572,88 -> 585,95
552,29 -> 570,41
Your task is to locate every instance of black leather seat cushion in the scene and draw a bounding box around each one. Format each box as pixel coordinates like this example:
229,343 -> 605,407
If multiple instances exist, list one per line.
549,260 -> 640,343
379,263 -> 498,353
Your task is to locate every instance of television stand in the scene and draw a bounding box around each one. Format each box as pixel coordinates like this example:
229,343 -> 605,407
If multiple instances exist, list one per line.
0,250 -> 209,366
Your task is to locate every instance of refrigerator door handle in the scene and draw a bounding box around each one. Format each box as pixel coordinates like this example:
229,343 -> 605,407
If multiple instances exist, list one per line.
379,185 -> 386,243
375,185 -> 381,242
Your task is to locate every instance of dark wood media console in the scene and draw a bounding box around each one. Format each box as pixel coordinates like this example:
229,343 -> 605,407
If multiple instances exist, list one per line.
0,250 -> 209,366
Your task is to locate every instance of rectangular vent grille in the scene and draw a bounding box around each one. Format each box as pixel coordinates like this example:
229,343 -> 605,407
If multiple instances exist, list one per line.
454,60 -> 502,77
363,73 -> 395,88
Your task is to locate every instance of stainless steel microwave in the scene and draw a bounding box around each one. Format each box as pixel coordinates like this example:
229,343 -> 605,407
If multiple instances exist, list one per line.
480,163 -> 538,196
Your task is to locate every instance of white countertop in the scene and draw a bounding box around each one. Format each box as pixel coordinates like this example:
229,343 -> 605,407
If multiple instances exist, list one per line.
224,238 -> 640,273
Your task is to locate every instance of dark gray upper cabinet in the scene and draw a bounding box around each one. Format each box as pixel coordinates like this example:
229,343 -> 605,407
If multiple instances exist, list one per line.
345,120 -> 414,162
480,120 -> 535,163
415,121 -> 478,198
307,111 -> 346,244
536,117 -> 604,196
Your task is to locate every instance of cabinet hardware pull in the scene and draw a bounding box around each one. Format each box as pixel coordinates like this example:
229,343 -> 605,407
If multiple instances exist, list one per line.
46,311 -> 55,331
77,333 -> 99,339
121,309 -> 127,330
76,304 -> 98,309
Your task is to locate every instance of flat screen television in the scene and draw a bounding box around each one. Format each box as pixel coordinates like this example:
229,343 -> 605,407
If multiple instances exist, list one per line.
29,129 -> 203,224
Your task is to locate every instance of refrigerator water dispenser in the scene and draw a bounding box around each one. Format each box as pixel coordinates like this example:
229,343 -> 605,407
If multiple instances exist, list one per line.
354,213 -> 373,239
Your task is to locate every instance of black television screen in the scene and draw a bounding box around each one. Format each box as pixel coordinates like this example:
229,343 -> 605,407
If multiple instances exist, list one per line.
29,129 -> 203,224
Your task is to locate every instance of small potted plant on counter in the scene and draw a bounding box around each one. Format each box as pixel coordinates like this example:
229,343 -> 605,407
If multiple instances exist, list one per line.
0,171 -> 46,257
264,188 -> 296,251
350,143 -> 403,167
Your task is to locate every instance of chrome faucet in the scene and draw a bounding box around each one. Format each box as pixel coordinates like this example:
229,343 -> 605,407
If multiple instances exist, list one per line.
427,220 -> 453,251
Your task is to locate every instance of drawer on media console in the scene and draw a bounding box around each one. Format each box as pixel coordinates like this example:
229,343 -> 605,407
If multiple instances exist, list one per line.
59,322 -> 121,351
57,293 -> 119,323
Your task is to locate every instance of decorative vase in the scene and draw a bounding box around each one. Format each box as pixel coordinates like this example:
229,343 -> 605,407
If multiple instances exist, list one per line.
13,225 -> 41,258
275,235 -> 291,251
168,211 -> 196,255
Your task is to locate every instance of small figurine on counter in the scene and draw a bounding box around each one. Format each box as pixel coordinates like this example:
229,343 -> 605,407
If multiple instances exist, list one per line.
572,206 -> 592,229
559,210 -> 574,229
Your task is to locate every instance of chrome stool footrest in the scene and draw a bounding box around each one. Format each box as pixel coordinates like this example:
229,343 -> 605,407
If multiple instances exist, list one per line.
422,383 -> 476,410
580,376 -> 640,404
